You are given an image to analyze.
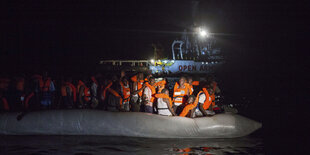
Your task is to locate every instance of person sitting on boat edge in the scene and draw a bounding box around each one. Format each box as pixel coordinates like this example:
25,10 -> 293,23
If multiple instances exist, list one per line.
120,76 -> 130,112
130,72 -> 145,112
195,87 -> 215,117
173,76 -> 190,115
155,88 -> 176,116
143,77 -> 156,113
178,95 -> 196,117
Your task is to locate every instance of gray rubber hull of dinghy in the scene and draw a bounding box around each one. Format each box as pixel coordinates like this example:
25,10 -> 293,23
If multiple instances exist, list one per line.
0,110 -> 262,138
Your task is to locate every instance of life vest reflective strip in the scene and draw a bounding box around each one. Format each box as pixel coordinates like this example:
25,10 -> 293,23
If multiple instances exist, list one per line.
173,82 -> 188,105
155,93 -> 173,108
144,82 -> 156,103
202,88 -> 212,110
1,96 -> 9,111
120,82 -> 130,102
179,91 -> 203,117
101,81 -> 113,101
24,92 -> 34,109
107,88 -> 123,106
42,78 -> 51,92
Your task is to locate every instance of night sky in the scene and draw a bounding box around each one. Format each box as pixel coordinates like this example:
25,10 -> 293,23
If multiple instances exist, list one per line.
0,0 -> 307,77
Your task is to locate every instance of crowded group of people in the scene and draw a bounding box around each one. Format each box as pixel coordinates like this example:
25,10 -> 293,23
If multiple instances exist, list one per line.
0,70 -> 220,118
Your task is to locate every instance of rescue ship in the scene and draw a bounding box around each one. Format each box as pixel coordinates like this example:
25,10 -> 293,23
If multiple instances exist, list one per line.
99,27 -> 224,75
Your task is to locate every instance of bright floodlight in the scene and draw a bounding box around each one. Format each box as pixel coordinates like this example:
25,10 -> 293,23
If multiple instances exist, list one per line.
150,59 -> 155,63
199,29 -> 209,38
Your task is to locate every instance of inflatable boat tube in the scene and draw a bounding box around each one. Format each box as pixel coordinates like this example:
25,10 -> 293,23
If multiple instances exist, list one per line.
0,110 -> 262,138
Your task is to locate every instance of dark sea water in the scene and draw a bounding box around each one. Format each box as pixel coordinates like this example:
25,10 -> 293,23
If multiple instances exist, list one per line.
0,135 -> 263,154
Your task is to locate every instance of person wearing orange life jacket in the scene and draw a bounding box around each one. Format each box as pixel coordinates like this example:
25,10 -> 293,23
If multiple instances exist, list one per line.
77,79 -> 91,108
186,76 -> 199,95
40,73 -> 55,109
130,73 -> 145,112
61,77 -> 76,109
89,76 -> 99,108
143,77 -> 156,113
173,77 -> 190,115
155,88 -> 176,116
106,75 -> 123,112
154,79 -> 167,93
0,91 -> 9,112
120,77 -> 130,112
100,79 -> 113,110
6,77 -> 26,112
179,92 -> 203,117
194,87 -> 215,117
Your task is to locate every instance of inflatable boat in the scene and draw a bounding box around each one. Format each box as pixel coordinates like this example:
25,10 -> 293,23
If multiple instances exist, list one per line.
0,110 -> 261,138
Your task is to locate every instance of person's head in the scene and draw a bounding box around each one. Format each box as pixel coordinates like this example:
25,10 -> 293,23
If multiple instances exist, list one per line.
122,76 -> 128,85
149,77 -> 155,86
120,70 -> 126,78
207,87 -> 214,94
188,95 -> 195,104
161,88 -> 169,95
179,76 -> 186,86
111,75 -> 118,82
137,72 -> 144,80
187,76 -> 193,85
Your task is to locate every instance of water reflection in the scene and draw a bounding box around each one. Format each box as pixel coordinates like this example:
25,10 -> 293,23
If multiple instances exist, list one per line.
0,135 -> 263,154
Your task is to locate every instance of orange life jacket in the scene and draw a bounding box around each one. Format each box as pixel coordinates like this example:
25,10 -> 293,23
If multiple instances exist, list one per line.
61,82 -> 77,102
173,82 -> 189,106
42,78 -> 51,92
137,80 -> 144,97
202,88 -> 212,110
77,80 -> 91,102
131,75 -> 144,96
187,81 -> 199,95
120,81 -> 130,102
179,91 -> 203,117
144,82 -> 156,103
24,92 -> 34,110
0,96 -> 9,111
155,93 -> 173,108
107,88 -> 123,106
154,80 -> 166,93
101,81 -> 113,101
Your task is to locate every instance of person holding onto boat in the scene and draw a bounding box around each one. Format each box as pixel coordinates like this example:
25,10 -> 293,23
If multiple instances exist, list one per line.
130,73 -> 145,112
120,77 -> 130,112
40,73 -> 55,109
186,76 -> 199,95
179,86 -> 215,117
173,77 -> 190,115
143,77 -> 156,113
77,78 -> 91,108
195,87 -> 215,116
155,88 -> 176,116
